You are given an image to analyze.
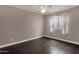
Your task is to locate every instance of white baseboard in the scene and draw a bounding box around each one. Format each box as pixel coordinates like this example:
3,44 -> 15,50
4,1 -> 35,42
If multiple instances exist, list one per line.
0,35 -> 79,48
44,35 -> 79,45
0,36 -> 43,48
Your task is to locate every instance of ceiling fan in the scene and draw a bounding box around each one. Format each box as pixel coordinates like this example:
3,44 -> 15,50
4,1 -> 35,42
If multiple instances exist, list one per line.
40,5 -> 52,13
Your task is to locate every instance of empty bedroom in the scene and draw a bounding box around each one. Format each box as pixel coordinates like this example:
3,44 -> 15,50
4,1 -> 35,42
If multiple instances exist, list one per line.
0,5 -> 79,54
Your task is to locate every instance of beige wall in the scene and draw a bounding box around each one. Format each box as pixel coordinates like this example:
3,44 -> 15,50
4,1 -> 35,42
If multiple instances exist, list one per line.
44,6 -> 79,43
0,6 -> 44,45
1,5 -> 79,46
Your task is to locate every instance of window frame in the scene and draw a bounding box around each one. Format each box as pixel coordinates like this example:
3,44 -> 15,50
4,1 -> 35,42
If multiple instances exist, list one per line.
49,13 -> 69,34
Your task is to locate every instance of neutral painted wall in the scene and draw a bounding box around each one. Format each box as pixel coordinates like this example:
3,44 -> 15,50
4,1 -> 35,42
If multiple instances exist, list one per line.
44,6 -> 79,43
0,6 -> 44,45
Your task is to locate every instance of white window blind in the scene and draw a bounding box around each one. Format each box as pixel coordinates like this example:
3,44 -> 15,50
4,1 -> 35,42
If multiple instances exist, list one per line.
49,13 -> 69,34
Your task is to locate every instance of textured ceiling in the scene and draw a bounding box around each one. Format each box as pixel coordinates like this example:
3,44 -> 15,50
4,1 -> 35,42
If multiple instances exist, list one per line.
10,5 -> 78,15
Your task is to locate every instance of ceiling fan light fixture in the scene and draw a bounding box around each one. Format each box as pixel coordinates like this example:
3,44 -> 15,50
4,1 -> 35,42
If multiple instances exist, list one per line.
40,6 -> 44,9
41,9 -> 46,13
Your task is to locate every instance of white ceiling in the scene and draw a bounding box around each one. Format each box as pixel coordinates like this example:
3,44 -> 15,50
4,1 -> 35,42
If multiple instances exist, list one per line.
10,5 -> 78,15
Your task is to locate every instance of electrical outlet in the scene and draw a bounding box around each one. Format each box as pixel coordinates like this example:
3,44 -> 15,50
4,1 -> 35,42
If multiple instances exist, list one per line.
11,38 -> 14,41
65,34 -> 68,37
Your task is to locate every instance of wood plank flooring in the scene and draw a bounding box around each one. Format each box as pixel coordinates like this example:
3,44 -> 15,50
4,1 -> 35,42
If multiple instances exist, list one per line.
0,37 -> 79,54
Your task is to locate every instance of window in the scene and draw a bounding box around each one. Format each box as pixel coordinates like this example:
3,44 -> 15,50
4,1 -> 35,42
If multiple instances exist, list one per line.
49,13 -> 69,34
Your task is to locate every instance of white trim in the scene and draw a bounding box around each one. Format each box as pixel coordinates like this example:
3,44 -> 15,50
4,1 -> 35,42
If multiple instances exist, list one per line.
0,36 -> 43,48
0,35 -> 79,48
44,35 -> 79,45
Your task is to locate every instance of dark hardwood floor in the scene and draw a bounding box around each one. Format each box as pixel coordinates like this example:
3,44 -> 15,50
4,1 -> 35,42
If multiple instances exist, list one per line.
0,37 -> 79,54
